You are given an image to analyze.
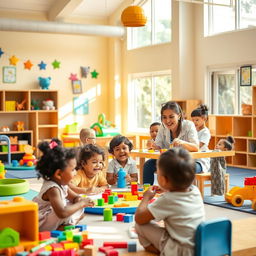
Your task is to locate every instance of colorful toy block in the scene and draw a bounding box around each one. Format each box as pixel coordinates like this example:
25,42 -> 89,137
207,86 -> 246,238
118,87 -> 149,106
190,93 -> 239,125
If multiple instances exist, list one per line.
98,246 -> 114,253
116,213 -> 126,222
128,241 -> 137,252
51,249 -> 76,256
81,239 -> 94,247
103,242 -> 128,249
0,227 -> 19,248
39,231 -> 51,241
108,195 -> 115,204
75,224 -> 87,231
73,234 -> 83,243
51,230 -> 63,238
81,231 -> 89,240
64,225 -> 75,231
38,251 -> 52,256
105,249 -> 119,256
16,252 -> 29,256
97,198 -> 104,206
103,208 -> 113,221
30,238 -> 56,252
83,245 -> 97,256
4,245 -> 24,256
123,214 -> 134,223
63,242 -> 79,250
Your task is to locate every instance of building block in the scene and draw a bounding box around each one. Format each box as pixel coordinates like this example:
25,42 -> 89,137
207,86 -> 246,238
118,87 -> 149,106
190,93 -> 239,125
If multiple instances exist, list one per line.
97,198 -> 104,206
50,243 -> 64,251
116,213 -> 126,222
0,227 -> 19,248
16,252 -> 29,256
39,231 -> 51,241
58,235 -> 67,242
108,195 -> 115,204
75,225 -> 87,231
98,246 -> 114,253
4,245 -> 24,256
105,250 -> 119,256
131,182 -> 138,195
103,242 -> 128,249
51,230 -> 63,238
104,188 -> 112,195
103,208 -> 113,221
102,193 -> 109,203
123,214 -> 134,223
51,249 -> 76,256
64,225 -> 75,231
81,239 -> 94,247
83,245 -> 97,256
63,242 -> 79,250
128,241 -> 137,252
64,231 -> 73,241
38,251 -> 52,256
81,231 -> 89,240
73,234 -> 83,243
30,238 -> 56,253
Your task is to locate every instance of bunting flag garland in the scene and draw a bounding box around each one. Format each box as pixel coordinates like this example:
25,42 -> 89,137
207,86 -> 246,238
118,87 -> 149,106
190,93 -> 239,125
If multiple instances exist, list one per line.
9,55 -> 19,66
24,60 -> 33,70
38,61 -> 47,70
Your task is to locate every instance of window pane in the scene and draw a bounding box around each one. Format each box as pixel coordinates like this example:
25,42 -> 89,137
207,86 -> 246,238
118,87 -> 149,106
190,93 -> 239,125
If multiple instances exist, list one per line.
154,0 -> 171,44
155,76 -> 172,120
240,0 -> 256,29
217,74 -> 236,114
134,77 -> 152,128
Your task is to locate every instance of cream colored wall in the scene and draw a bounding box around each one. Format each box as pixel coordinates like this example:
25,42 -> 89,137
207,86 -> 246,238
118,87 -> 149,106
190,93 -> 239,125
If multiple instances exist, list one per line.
0,19 -> 109,134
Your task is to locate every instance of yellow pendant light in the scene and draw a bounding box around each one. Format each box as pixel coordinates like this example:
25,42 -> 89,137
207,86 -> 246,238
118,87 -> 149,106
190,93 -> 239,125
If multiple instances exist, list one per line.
121,5 -> 147,27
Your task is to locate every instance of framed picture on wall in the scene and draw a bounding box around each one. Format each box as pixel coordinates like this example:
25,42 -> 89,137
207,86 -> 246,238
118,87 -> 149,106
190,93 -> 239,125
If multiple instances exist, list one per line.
72,80 -> 83,94
3,66 -> 16,83
240,65 -> 252,86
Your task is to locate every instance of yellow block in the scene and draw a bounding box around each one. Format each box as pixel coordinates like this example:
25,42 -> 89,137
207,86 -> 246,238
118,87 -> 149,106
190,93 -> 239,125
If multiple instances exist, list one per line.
5,101 -> 16,111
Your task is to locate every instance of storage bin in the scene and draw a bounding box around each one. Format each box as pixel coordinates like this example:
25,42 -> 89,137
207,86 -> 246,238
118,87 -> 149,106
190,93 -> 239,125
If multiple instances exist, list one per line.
1,145 -> 8,152
5,101 -> 16,111
11,145 -> 18,152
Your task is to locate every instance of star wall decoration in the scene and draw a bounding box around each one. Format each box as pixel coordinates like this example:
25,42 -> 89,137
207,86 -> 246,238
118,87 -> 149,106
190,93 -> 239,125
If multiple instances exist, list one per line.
24,60 -> 33,70
0,48 -> 4,58
69,73 -> 78,81
91,69 -> 99,79
9,55 -> 19,66
38,61 -> 47,70
52,59 -> 61,69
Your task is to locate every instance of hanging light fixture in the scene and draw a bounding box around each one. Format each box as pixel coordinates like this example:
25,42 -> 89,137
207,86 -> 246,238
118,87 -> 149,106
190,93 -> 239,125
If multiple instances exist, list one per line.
121,5 -> 147,27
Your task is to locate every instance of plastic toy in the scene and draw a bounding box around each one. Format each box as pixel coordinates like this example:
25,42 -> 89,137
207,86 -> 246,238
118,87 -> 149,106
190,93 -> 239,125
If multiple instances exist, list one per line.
225,176 -> 256,210
103,208 -> 113,221
31,99 -> 40,110
1,126 -> 10,132
90,113 -> 119,137
5,101 -> 16,111
0,227 -> 19,248
0,162 -> 6,179
0,179 -> 29,196
19,145 -> 36,167
127,241 -> 137,252
103,242 -> 128,249
38,77 -> 51,90
117,168 -> 126,188
16,99 -> 27,111
42,99 -> 55,110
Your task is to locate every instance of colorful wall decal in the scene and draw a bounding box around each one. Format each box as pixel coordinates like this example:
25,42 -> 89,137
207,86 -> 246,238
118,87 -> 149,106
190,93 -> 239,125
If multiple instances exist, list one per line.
38,61 -> 47,70
0,48 -> 4,58
81,66 -> 90,78
72,80 -> 82,94
91,69 -> 99,79
52,59 -> 60,69
9,55 -> 19,66
3,66 -> 16,83
24,60 -> 33,70
69,73 -> 78,81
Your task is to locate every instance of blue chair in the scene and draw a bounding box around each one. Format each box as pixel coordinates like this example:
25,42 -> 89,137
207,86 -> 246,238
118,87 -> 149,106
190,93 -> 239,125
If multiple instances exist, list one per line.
195,218 -> 232,256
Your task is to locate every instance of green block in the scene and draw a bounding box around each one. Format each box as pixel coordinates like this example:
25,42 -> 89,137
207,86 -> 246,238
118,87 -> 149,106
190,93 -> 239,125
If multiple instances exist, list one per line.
73,234 -> 83,243
0,227 -> 19,249
97,198 -> 104,206
64,230 -> 73,240
58,235 -> 67,242
64,225 -> 75,231
103,208 -> 113,221
108,195 -> 114,204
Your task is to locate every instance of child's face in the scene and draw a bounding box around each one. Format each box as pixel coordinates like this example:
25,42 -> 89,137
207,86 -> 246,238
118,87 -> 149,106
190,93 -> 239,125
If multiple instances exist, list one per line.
191,116 -> 205,131
161,109 -> 180,132
112,142 -> 130,164
216,139 -> 226,151
82,153 -> 104,178
150,125 -> 160,140
60,158 -> 77,185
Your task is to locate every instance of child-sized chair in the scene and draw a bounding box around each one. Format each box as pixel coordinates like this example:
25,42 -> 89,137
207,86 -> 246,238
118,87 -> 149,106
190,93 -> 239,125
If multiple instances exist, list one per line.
195,218 -> 232,256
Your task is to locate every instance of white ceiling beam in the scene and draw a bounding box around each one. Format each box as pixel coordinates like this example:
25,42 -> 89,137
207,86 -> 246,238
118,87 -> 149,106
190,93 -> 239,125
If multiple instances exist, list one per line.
48,0 -> 84,21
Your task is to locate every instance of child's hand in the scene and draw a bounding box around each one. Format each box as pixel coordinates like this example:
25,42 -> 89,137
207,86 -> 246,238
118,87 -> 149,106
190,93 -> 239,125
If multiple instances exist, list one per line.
87,187 -> 105,195
173,138 -> 185,147
143,186 -> 156,200
126,174 -> 132,183
146,139 -> 154,149
80,197 -> 94,207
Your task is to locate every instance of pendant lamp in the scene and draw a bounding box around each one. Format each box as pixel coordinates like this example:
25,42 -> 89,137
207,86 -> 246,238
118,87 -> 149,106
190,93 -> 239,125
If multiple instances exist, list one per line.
121,5 -> 147,27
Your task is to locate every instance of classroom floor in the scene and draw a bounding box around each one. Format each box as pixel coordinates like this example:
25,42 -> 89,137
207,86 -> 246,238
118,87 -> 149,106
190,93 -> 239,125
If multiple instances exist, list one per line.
28,178 -> 254,256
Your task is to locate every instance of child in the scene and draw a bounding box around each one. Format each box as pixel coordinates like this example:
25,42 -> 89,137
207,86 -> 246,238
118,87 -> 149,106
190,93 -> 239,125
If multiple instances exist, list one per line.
106,135 -> 138,185
79,128 -> 96,145
211,136 -> 235,195
146,122 -> 161,149
33,138 -> 94,231
191,104 -> 211,173
69,144 -> 108,195
135,148 -> 205,255
143,101 -> 199,184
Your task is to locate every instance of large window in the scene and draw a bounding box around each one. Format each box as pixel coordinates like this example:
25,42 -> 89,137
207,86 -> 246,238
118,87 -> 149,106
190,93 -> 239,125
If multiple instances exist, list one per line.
209,67 -> 256,114
127,0 -> 171,50
128,71 -> 171,132
205,0 -> 256,36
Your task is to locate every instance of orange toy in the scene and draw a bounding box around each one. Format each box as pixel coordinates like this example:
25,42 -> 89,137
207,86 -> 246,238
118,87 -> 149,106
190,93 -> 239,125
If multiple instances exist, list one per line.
225,176 -> 256,210
13,121 -> 24,131
19,145 -> 36,167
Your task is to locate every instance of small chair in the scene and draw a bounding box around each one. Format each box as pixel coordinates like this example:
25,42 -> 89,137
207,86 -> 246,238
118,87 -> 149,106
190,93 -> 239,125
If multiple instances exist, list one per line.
195,218 -> 232,256
195,172 -> 230,198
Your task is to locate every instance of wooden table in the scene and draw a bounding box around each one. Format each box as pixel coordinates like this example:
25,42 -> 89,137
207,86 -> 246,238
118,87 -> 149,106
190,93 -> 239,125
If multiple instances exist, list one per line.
130,150 -> 235,184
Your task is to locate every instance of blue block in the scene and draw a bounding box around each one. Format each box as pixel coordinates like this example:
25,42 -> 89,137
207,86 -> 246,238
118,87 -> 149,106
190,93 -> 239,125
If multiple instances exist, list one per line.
51,230 -> 63,238
75,224 -> 87,231
128,241 -> 137,252
124,214 -> 134,223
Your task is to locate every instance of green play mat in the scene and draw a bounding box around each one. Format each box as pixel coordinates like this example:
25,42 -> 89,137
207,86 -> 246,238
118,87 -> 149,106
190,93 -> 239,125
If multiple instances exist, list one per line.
0,179 -> 29,196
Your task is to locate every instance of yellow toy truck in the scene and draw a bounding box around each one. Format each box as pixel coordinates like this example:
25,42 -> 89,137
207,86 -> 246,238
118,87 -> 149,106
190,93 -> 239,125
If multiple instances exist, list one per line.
225,176 -> 256,210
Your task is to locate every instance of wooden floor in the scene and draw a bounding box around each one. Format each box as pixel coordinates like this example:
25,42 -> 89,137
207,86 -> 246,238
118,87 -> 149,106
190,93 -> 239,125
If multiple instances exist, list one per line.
123,251 -> 156,256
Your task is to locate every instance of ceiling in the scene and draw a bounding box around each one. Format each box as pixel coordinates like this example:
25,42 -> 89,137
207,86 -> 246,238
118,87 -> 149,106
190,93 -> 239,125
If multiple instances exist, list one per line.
0,0 -> 126,21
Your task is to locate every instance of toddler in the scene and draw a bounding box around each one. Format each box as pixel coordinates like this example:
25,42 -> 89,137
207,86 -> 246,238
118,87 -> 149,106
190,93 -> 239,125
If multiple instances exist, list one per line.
135,148 -> 205,256
107,135 -> 138,185
69,144 -> 108,195
146,122 -> 161,149
191,104 -> 211,173
33,138 -> 94,231
211,136 -> 235,195
79,128 -> 96,145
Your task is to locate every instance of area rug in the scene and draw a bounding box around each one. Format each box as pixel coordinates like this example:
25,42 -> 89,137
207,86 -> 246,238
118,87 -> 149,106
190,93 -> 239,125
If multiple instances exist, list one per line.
203,167 -> 256,215
0,189 -> 38,201
5,170 -> 38,179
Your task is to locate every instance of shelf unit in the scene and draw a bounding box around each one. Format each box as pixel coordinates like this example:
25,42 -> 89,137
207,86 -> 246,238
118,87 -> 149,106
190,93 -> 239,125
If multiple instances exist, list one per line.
175,99 -> 201,120
0,90 -> 58,159
208,85 -> 256,169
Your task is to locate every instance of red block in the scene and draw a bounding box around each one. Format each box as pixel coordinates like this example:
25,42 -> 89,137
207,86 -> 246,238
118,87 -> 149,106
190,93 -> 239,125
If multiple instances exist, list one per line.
106,250 -> 119,256
117,194 -> 124,198
51,250 -> 76,256
39,231 -> 51,241
131,184 -> 138,195
51,243 -> 64,251
116,213 -> 126,222
82,239 -> 94,247
102,193 -> 109,203
105,188 -> 112,195
98,246 -> 114,253
103,242 -> 128,248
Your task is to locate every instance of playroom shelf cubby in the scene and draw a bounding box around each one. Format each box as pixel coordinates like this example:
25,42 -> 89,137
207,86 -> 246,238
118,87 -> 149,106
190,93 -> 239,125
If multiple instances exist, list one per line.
0,90 -> 58,160
208,85 -> 256,170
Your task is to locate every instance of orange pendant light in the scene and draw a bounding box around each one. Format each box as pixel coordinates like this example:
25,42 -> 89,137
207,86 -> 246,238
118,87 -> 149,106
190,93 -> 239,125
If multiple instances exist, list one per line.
121,5 -> 147,27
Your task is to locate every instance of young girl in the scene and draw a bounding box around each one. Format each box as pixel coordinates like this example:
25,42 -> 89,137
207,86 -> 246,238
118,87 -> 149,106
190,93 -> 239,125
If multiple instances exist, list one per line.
135,148 -> 205,256
211,136 -> 235,195
33,138 -> 94,231
106,135 -> 138,185
143,101 -> 199,184
146,122 -> 161,149
69,144 -> 108,195
191,104 -> 211,173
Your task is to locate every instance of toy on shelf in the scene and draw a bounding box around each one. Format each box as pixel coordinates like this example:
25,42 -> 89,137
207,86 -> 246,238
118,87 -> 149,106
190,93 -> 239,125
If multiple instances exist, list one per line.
0,126 -> 10,132
31,99 -> 40,110
90,113 -> 119,137
225,176 -> 256,210
38,77 -> 51,90
42,99 -> 55,110
19,145 -> 36,167
16,99 -> 27,111
13,121 -> 24,131
5,101 -> 16,111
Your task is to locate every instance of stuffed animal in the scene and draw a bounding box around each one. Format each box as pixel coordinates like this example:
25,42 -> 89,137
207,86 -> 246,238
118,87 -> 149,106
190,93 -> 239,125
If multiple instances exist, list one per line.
14,121 -> 24,131
16,99 -> 27,111
42,100 -> 55,110
31,99 -> 40,110
38,77 -> 51,90
1,126 -> 10,132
